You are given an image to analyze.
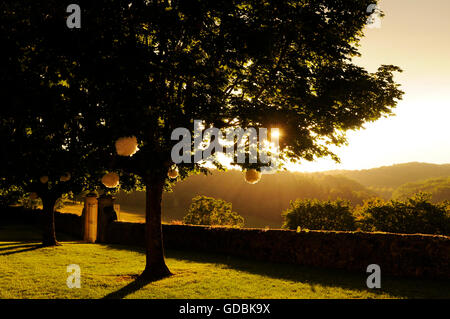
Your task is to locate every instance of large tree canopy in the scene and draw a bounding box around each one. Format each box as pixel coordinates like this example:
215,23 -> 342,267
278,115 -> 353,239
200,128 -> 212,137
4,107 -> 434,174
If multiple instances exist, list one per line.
1,0 -> 403,277
0,1 -> 108,245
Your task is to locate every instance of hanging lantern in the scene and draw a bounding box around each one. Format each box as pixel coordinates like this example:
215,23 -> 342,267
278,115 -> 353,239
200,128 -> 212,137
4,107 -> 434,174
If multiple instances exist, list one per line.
167,167 -> 179,179
115,136 -> 138,156
60,172 -> 71,182
101,172 -> 120,188
29,192 -> 38,200
244,169 -> 261,184
40,176 -> 49,184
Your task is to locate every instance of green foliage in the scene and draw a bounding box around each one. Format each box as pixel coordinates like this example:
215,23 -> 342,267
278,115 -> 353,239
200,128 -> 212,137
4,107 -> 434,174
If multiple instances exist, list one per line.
282,194 -> 450,235
183,195 -> 244,227
356,193 -> 450,235
20,196 -> 42,210
0,182 -> 24,207
55,0 -> 404,179
282,198 -> 356,231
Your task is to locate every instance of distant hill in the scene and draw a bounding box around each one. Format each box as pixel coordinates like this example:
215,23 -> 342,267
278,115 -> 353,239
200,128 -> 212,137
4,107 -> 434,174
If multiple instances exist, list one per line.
117,170 -> 376,228
325,162 -> 450,189
392,176 -> 450,202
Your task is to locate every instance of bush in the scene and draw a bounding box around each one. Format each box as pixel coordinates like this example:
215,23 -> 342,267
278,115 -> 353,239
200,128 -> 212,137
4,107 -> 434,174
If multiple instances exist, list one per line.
183,195 -> 244,227
0,183 -> 24,207
282,199 -> 356,231
356,193 -> 450,235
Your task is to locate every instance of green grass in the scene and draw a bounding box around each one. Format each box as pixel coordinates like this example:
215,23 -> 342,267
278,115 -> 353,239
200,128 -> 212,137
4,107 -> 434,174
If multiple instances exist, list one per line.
0,224 -> 449,299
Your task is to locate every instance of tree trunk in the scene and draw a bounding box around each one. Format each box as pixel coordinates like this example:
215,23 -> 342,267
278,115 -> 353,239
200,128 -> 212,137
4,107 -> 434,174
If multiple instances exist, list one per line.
42,197 -> 60,247
141,176 -> 172,279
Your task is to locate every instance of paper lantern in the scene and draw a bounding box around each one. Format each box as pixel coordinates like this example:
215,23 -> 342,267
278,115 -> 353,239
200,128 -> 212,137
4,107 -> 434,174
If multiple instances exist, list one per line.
29,192 -> 38,200
167,168 -> 179,179
115,136 -> 138,156
244,169 -> 261,184
40,176 -> 49,184
60,172 -> 71,182
101,172 -> 120,188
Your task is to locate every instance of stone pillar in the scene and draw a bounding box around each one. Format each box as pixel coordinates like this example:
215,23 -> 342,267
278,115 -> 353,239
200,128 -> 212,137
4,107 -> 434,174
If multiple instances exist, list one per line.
83,193 -> 98,243
97,195 -> 118,243
113,204 -> 121,221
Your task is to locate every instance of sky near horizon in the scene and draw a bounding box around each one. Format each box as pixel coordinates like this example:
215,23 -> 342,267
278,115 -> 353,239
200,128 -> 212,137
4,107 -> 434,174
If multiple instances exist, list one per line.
292,0 -> 450,172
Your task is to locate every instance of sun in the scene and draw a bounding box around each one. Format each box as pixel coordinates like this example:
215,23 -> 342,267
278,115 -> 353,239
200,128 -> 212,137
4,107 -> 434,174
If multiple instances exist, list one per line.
271,128 -> 281,139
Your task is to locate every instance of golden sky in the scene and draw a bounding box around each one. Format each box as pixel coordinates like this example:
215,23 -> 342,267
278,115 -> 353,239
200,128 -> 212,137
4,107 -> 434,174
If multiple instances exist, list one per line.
293,0 -> 450,172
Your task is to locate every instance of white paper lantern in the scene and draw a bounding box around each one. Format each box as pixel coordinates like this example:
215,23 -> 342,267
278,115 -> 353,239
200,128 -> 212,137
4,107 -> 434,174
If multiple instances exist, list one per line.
101,172 -> 120,188
167,168 -> 179,179
115,136 -> 138,156
40,176 -> 49,184
244,169 -> 261,184
60,172 -> 71,182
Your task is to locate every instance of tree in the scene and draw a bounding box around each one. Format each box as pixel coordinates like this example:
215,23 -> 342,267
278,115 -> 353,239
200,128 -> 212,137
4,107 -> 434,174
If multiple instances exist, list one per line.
4,0 -> 403,277
75,0 -> 403,279
184,195 -> 244,227
282,198 -> 356,231
0,1 -> 103,246
356,193 -> 450,235
0,68 -> 94,246
0,182 -> 24,208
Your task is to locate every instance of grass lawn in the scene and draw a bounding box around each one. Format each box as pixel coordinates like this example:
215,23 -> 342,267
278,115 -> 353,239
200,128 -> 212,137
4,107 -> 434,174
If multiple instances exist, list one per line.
0,223 -> 449,299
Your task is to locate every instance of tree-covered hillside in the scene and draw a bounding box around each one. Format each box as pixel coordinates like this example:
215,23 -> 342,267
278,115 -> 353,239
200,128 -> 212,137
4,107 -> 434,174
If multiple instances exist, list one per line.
326,162 -> 450,197
393,177 -> 450,202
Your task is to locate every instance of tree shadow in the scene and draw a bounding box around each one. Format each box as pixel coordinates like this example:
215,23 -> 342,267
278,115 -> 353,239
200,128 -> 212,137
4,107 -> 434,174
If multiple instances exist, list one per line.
102,273 -> 169,299
0,242 -> 38,246
0,243 -> 43,256
169,250 -> 450,299
0,243 -> 40,251
101,243 -> 450,299
0,224 -> 78,257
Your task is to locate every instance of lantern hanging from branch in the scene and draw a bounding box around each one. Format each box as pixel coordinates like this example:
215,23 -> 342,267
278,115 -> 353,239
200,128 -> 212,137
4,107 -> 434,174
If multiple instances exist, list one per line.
244,169 -> 261,184
115,136 -> 138,157
167,167 -> 179,179
101,172 -> 120,188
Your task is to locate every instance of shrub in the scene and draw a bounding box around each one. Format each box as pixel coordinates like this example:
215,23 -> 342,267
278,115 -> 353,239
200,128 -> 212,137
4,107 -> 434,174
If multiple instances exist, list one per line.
0,183 -> 24,207
282,199 -> 356,231
357,193 -> 450,235
183,195 -> 244,227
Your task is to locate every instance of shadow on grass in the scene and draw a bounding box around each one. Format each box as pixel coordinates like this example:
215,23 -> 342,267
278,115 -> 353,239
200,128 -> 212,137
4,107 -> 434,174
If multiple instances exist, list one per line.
0,243 -> 41,252
0,223 -> 80,257
0,242 -> 37,246
102,273 -> 169,299
0,243 -> 43,256
101,243 -> 450,299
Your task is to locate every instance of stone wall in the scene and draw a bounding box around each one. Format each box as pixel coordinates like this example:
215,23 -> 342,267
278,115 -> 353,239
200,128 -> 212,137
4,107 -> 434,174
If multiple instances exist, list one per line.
105,221 -> 450,279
